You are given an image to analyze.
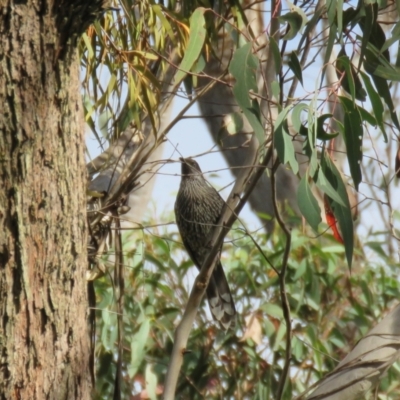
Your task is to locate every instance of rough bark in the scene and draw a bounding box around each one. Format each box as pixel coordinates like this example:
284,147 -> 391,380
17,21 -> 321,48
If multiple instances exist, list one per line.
0,1 -> 105,399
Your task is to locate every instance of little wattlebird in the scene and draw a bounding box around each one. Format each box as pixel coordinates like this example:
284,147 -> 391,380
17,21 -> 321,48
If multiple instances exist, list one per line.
174,157 -> 236,330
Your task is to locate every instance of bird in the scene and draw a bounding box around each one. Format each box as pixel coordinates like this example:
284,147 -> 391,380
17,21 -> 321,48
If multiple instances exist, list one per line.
174,157 -> 236,330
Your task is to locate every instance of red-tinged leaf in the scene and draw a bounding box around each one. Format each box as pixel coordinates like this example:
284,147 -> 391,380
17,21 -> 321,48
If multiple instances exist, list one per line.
324,194 -> 344,244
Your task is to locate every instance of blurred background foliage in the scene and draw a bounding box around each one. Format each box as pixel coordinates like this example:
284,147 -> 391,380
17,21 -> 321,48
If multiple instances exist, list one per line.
92,212 -> 400,399
81,0 -> 400,398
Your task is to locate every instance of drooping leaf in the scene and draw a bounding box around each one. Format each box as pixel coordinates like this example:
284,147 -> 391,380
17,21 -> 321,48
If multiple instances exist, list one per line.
338,96 -> 363,191
360,71 -> 386,140
326,0 -> 337,26
288,51 -> 303,86
298,5 -> 325,51
269,37 -> 282,75
336,0 -> 344,42
292,103 -> 308,133
297,174 -> 322,232
152,4 -> 177,44
324,194 -> 343,244
128,317 -> 150,378
271,80 -> 281,101
358,2 -> 375,72
278,12 -> 303,38
368,72 -> 400,130
315,167 -> 346,207
336,48 -> 367,101
274,107 -> 299,174
145,364 -> 158,400
382,18 -> 400,53
299,114 -> 339,141
225,112 -> 244,135
321,153 -> 354,268
359,5 -> 390,63
359,13 -> 400,130
368,63 -> 400,81
229,43 -> 265,144
342,6 -> 359,29
174,8 -> 206,85
322,22 -> 337,82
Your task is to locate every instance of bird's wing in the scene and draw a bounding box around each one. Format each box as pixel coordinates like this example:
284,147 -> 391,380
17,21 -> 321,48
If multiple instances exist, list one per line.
180,235 -> 204,270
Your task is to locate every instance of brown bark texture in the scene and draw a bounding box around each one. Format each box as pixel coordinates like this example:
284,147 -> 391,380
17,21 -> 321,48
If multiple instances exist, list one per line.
0,1 -> 107,399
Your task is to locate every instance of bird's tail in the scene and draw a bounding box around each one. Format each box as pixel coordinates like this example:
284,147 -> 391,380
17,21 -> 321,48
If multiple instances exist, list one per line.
206,262 -> 236,330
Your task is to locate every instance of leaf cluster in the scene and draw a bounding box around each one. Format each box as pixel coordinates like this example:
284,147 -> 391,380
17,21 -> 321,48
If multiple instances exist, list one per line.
92,215 -> 400,399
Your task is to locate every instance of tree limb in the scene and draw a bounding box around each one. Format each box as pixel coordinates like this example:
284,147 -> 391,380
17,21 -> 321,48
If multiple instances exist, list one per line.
163,142 -> 274,400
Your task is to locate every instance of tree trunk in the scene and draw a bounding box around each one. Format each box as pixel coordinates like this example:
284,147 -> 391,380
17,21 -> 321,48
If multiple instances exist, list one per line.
0,1 -> 103,398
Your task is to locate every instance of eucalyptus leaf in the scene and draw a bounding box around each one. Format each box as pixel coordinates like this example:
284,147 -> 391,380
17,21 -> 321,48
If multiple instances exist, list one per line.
321,154 -> 354,268
288,51 -> 303,85
339,97 -> 363,190
229,43 -> 265,144
297,174 -> 322,232
174,8 -> 206,85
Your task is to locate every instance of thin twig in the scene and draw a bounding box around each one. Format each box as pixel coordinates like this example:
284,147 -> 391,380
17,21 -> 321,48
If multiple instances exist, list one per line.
272,156 -> 293,400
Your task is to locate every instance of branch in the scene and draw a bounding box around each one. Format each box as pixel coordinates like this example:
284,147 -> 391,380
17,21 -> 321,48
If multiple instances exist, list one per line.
163,143 -> 274,400
271,157 -> 293,400
297,303 -> 400,400
88,69 -> 221,230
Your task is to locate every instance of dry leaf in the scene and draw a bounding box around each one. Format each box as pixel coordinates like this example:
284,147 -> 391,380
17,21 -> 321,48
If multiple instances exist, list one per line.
239,311 -> 262,345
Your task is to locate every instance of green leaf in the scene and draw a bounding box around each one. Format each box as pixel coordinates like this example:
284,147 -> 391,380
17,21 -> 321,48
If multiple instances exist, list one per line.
292,103 -> 308,133
359,6 -> 390,62
297,174 -> 322,232
336,48 -> 367,101
321,153 -> 354,268
274,107 -> 299,174
322,23 -> 337,82
339,96 -> 363,190
358,3 -> 375,73
261,303 -> 283,319
288,51 -> 303,86
152,4 -> 177,44
369,72 -> 400,130
229,43 -> 265,144
174,8 -> 206,85
315,167 -> 346,207
298,5 -> 325,51
299,114 -> 339,141
128,317 -> 150,378
359,15 -> 399,129
336,0 -> 344,42
183,75 -> 193,99
382,19 -> 400,53
82,33 -> 94,59
269,37 -> 281,75
145,364 -> 158,400
326,0 -> 337,26
369,64 -> 400,81
271,80 -> 280,101
278,6 -> 306,41
360,72 -> 385,141
342,7 -> 359,29
225,112 -> 244,135
357,106 -> 376,127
